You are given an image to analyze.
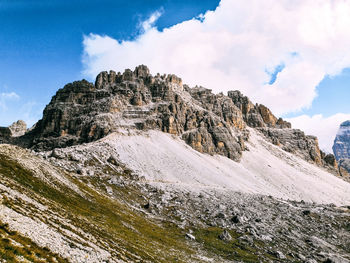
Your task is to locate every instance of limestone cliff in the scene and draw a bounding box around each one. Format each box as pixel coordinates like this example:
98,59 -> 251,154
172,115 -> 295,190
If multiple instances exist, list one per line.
0,65 -> 337,170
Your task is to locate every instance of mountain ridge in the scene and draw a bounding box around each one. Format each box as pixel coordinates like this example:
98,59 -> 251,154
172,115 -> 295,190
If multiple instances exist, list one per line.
1,65 -> 350,262
0,65 -> 339,174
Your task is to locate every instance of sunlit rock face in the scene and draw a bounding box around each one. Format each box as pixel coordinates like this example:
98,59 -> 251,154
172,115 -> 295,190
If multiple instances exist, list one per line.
23,65 -> 292,162
3,65 -> 337,171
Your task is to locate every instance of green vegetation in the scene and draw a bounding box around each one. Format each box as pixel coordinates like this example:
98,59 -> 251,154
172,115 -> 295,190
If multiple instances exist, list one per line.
0,152 -> 276,262
193,227 -> 262,262
0,154 -> 194,262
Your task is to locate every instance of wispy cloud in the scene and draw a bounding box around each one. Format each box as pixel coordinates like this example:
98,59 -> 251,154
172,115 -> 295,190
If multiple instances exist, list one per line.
82,0 -> 350,116
139,10 -> 163,33
0,92 -> 20,110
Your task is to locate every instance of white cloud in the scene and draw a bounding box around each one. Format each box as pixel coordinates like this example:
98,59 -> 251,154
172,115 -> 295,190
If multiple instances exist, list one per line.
287,113 -> 350,153
82,0 -> 350,116
140,10 -> 163,32
0,92 -> 20,110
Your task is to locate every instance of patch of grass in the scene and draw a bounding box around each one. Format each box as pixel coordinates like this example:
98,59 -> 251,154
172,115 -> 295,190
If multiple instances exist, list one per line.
193,227 -> 262,262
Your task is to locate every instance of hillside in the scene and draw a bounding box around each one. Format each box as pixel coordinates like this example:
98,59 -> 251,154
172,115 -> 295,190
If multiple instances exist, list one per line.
1,65 -> 350,262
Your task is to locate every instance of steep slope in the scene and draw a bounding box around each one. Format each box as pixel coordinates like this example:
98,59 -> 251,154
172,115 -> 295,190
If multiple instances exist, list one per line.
2,65 -> 336,172
1,140 -> 350,262
1,65 -> 350,262
0,144 -> 209,263
45,128 -> 350,205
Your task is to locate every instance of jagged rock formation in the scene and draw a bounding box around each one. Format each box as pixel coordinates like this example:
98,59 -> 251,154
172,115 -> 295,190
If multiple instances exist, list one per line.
333,120 -> 350,175
23,65 -> 293,162
227,92 -> 337,171
339,159 -> 350,177
1,66 -> 350,263
257,128 -> 323,166
8,120 -> 27,137
3,65 -> 337,171
227,90 -> 291,129
0,120 -> 27,143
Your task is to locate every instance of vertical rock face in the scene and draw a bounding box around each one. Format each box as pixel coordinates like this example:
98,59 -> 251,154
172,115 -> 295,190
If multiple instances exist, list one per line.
333,120 -> 350,174
333,121 -> 350,160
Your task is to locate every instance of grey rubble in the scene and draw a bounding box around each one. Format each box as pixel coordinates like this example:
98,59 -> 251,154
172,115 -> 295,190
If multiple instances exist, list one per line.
1,65 -> 338,172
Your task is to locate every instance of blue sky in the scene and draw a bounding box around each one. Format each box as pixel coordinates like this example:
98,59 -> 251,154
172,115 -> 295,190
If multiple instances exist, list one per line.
0,0 -> 219,125
0,0 -> 349,152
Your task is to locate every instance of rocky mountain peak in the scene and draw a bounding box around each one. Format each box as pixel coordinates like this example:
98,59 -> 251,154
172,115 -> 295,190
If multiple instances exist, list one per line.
333,120 -> 350,175
333,120 -> 350,160
0,120 -> 27,142
0,65 -> 339,172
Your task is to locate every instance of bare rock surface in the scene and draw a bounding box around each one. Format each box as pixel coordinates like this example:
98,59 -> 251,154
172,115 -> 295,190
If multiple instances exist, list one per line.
19,65 -> 296,164
1,65 -> 350,262
333,121 -> 350,175
3,65 -> 336,174
8,120 -> 27,137
333,120 -> 350,160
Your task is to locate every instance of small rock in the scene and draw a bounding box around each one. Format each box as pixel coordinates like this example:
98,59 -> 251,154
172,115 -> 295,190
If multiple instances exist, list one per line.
216,212 -> 226,219
50,149 -> 65,159
297,254 -> 306,261
143,202 -> 150,209
303,210 -> 311,216
231,215 -> 240,223
276,251 -> 286,259
218,230 -> 232,241
260,235 -> 273,242
269,251 -> 286,260
186,233 -> 195,240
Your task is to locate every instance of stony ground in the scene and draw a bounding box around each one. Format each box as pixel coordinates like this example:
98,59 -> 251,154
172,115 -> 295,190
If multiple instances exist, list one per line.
1,140 -> 350,263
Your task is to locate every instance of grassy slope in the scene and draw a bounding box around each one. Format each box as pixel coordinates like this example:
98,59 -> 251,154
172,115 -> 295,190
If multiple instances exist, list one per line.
0,149 -> 273,263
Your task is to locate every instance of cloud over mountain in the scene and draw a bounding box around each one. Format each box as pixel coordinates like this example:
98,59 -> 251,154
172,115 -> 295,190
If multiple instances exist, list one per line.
82,0 -> 350,116
287,113 -> 350,153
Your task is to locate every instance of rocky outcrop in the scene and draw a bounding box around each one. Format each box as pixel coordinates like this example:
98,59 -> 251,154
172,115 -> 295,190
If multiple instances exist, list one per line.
10,65 -> 327,168
25,65 -> 254,161
257,128 -> 323,165
227,90 -> 291,129
333,120 -> 350,174
256,127 -> 340,174
8,120 -> 27,137
0,120 -> 27,143
338,159 -> 350,177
